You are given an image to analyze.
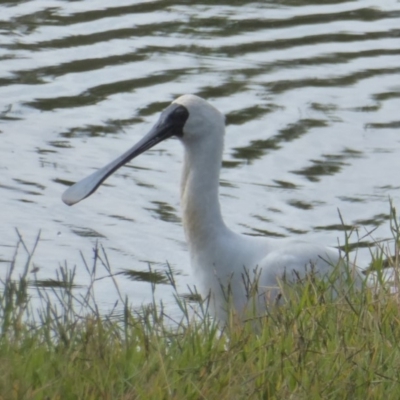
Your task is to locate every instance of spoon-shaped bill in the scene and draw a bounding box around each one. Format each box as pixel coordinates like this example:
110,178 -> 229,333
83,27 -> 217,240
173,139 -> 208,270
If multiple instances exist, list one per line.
62,103 -> 189,206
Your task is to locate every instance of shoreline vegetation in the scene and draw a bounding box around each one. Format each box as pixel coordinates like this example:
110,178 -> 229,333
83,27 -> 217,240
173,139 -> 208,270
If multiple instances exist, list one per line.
1,205 -> 400,399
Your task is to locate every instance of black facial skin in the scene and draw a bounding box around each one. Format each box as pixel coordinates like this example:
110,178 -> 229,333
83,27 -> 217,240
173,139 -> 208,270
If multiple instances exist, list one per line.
157,103 -> 189,138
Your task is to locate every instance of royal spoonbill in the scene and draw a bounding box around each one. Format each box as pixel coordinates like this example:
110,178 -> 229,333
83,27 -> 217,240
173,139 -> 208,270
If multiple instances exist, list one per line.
63,95 -> 366,320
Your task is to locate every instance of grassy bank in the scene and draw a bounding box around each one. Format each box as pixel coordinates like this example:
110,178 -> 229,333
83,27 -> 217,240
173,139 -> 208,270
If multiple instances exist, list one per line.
1,209 -> 400,399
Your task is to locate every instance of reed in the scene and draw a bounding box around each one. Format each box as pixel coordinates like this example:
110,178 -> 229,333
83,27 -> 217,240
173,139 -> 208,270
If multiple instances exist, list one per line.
1,205 -> 400,399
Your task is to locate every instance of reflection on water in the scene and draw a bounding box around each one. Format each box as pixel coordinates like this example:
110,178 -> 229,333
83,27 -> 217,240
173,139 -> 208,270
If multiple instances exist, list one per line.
292,148 -> 364,182
31,279 -> 82,289
119,268 -> 170,285
1,0 -> 400,312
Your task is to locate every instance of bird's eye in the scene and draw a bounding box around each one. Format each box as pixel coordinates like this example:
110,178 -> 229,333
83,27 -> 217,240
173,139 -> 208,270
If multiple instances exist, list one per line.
174,106 -> 187,116
172,105 -> 189,122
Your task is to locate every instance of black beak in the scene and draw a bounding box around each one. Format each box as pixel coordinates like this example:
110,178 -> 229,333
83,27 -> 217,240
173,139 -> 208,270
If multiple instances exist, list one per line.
62,103 -> 188,206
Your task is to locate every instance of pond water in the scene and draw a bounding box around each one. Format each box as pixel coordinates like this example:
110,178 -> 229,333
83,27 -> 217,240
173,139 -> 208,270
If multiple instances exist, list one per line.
1,0 -> 400,314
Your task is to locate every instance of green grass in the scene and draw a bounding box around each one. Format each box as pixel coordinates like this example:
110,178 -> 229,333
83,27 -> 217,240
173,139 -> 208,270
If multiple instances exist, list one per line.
1,205 -> 400,399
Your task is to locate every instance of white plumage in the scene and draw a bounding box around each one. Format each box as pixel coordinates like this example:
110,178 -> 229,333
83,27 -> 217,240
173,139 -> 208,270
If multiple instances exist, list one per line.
63,95 -> 391,321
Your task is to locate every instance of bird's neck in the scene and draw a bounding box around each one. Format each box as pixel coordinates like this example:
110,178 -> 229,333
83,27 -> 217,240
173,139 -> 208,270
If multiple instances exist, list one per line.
180,136 -> 228,254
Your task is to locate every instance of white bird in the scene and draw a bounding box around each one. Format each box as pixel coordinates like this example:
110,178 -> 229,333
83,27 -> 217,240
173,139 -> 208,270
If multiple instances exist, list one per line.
62,95 -> 376,320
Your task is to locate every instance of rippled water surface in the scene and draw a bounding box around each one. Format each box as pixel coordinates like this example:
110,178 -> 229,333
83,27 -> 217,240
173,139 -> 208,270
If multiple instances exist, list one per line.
1,0 -> 400,312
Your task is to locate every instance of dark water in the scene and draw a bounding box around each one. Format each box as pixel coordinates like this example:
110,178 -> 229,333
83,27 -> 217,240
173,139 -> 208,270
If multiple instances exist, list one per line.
1,0 -> 400,312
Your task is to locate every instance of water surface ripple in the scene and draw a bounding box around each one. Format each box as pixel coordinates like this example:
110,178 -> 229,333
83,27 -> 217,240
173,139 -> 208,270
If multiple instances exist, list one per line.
1,0 -> 400,311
